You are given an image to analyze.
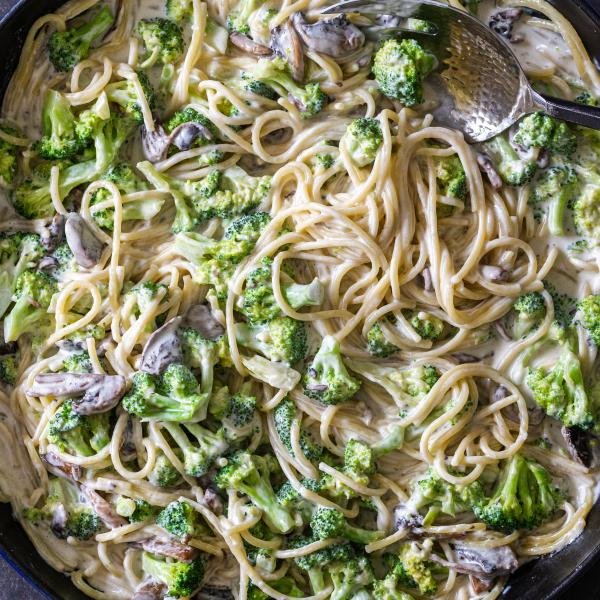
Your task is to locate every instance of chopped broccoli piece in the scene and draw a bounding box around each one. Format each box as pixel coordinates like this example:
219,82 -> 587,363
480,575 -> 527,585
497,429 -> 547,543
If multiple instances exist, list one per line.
367,322 -> 399,358
166,0 -> 193,22
134,18 -> 184,67
302,336 -> 361,405
573,184 -> 600,245
105,71 -> 156,123
48,4 -> 114,71
513,112 -> 576,156
341,117 -> 383,167
62,350 -> 93,373
482,134 -> 537,186
0,351 -> 19,386
226,0 -> 266,34
148,452 -> 182,487
115,497 -> 156,523
179,326 -> 227,394
544,281 -> 576,329
436,154 -> 467,200
510,292 -> 546,339
0,123 -> 22,186
215,451 -> 295,533
579,295 -> 600,346
273,397 -> 322,462
473,454 -> 560,532
126,280 -> 168,331
247,576 -> 304,599
165,107 -> 217,147
372,38 -> 437,106
209,386 -> 258,443
142,552 -> 204,598
242,75 -> 279,101
310,506 -> 384,545
384,543 -> 438,596
121,363 -> 209,422
406,310 -> 445,340
156,500 -> 207,539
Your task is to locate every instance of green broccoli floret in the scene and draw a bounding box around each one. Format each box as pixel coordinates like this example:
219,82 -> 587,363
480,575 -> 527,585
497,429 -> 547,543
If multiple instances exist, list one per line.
164,107 -> 217,147
105,71 -> 156,123
162,421 -> 228,477
226,0 -> 266,34
240,259 -> 323,325
3,270 -> 57,343
48,4 -> 114,72
385,543 -> 438,596
242,75 -> 279,101
115,497 -> 156,523
310,506 -> 383,545
0,232 -> 44,319
531,165 -> 579,235
62,350 -> 93,373
121,363 -> 209,422
148,452 -> 182,487
14,116 -> 135,218
273,397 -> 322,462
302,336 -> 361,405
372,38 -> 437,106
127,280 -> 168,331
215,451 -> 295,533
482,134 -> 537,186
436,154 -> 467,200
367,322 -> 399,358
47,400 -> 110,456
0,123 -> 22,186
513,112 -> 576,156
90,163 -> 160,230
0,351 -> 19,386
345,359 -> 439,412
579,295 -> 600,346
166,0 -> 193,21
179,326 -> 227,394
314,153 -> 335,169
73,95 -> 108,148
247,577 -> 304,600
246,57 -> 327,118
24,477 -> 101,540
341,117 -> 383,167
208,385 -> 258,443
544,281 -> 576,329
235,316 -> 308,365
510,292 -> 546,339
134,18 -> 184,67
406,310 -> 445,340
473,454 -> 560,532
156,500 -> 207,540
142,552 -> 204,598
573,185 -> 600,245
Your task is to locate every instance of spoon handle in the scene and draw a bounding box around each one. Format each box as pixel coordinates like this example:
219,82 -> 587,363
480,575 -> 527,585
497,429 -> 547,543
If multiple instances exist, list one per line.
535,93 -> 600,131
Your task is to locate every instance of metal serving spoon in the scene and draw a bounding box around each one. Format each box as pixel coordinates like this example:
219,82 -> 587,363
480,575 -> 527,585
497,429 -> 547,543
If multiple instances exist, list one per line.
324,0 -> 600,142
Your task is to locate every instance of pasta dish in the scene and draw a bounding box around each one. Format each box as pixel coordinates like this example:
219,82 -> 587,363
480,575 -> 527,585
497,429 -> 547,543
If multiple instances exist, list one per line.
0,0 -> 599,598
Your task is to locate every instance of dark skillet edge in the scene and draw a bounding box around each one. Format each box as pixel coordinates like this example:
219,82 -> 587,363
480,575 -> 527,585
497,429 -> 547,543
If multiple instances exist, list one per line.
0,0 -> 598,599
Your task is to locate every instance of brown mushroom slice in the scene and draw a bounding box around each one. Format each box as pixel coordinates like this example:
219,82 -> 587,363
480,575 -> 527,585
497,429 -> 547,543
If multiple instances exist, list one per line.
170,122 -> 214,152
82,486 -> 127,529
43,451 -> 82,481
65,212 -> 106,269
270,20 -> 304,82
292,13 -> 365,58
50,502 -> 70,539
183,304 -> 225,340
562,426 -> 592,467
27,372 -> 127,415
41,213 -> 66,251
393,503 -> 424,530
133,580 -> 167,600
142,123 -> 171,162
135,537 -> 199,562
202,487 -> 224,516
470,575 -> 494,594
140,316 -> 184,374
430,543 -> 518,579
229,31 -> 272,56
481,265 -> 510,283
196,587 -> 235,600
477,153 -> 503,190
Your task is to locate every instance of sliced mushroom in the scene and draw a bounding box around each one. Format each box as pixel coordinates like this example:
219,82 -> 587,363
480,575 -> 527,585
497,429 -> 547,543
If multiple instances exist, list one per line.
82,486 -> 127,529
481,265 -> 510,283
536,148 -> 549,169
202,487 -> 223,516
50,503 -> 69,539
270,19 -> 304,82
41,214 -> 66,251
133,580 -> 167,600
121,418 -> 138,462
65,212 -> 105,269
470,575 -> 494,594
451,353 -> 481,364
229,31 -> 272,56
477,153 -> 503,190
170,122 -> 214,152
38,255 -> 59,272
183,304 -> 225,340
562,426 -> 592,467
142,123 -> 171,162
291,13 -> 365,58
195,587 -> 235,600
489,8 -> 523,42
393,503 -> 423,530
420,267 -> 433,292
27,372 -> 127,415
262,127 -> 293,145
453,543 -> 518,576
135,537 -> 199,562
43,451 -> 82,481
140,316 -> 183,374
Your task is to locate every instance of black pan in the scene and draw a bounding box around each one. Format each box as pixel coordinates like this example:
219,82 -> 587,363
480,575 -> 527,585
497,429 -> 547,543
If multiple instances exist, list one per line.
0,0 -> 599,598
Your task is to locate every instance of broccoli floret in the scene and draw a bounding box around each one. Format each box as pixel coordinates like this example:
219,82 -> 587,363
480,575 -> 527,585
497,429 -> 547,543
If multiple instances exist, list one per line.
14,116 -> 135,219
0,123 -> 22,186
179,326 -> 227,394
310,506 -> 383,545
24,477 -> 101,540
273,397 -> 322,462
473,454 -> 560,532
142,552 -> 204,598
531,165 -> 579,235
573,185 -> 600,245
513,112 -> 576,156
247,577 -> 304,600
0,352 -> 18,386
235,316 -> 308,365
148,452 -> 182,487
302,336 -> 361,405
406,310 -> 445,340
385,543 -> 438,596
127,280 -> 168,331
226,0 -> 265,34
48,4 -> 114,72
341,117 -> 383,167
156,500 -> 207,540
242,75 -> 279,101
62,350 -> 93,373
47,400 -> 110,456
579,295 -> 600,346
115,496 -> 156,523
162,421 -> 228,477
209,386 -> 258,443
482,134 -> 537,186
372,38 -> 437,106
121,363 -> 208,422
214,451 -> 295,533
345,360 -> 439,412
135,18 -> 184,67
240,259 -> 323,325
436,154 -> 467,200
166,0 -> 192,21
314,152 -> 335,169
246,57 -> 327,118
510,292 -> 546,339
544,281 -> 576,329
367,322 -> 399,358
165,107 -> 217,147
3,270 -> 57,343
105,71 -> 156,123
